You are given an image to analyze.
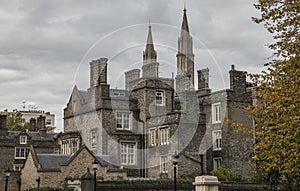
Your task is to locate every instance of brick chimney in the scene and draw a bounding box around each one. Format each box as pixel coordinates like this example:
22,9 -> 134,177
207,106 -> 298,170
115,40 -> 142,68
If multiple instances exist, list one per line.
0,114 -> 8,136
37,115 -> 47,137
90,58 -> 108,88
29,118 -> 37,131
229,65 -> 247,94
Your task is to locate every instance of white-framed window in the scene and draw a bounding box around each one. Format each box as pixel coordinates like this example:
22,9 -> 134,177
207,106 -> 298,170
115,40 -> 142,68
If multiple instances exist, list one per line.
160,156 -> 168,173
120,142 -> 136,165
149,128 -> 156,146
71,139 -> 79,154
15,147 -> 30,159
212,130 -> 222,151
160,127 -> 169,145
213,157 -> 222,170
46,119 -> 52,125
13,164 -> 23,171
156,91 -> 164,106
91,130 -> 97,148
20,136 -> 27,144
116,112 -> 131,130
212,103 -> 221,123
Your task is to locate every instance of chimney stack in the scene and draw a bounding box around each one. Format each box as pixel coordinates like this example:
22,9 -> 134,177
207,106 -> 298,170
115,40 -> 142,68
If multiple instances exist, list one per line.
29,118 -> 37,131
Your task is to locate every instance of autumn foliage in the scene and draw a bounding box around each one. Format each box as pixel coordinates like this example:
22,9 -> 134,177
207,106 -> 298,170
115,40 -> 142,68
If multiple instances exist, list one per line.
233,0 -> 300,189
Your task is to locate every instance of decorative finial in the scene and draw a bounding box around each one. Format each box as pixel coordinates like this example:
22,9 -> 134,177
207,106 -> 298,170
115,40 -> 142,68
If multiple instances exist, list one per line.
148,17 -> 151,28
184,1 -> 186,12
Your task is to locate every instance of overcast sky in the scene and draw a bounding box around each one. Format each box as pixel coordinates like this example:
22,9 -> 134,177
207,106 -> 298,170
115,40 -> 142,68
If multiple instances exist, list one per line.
0,0 -> 273,132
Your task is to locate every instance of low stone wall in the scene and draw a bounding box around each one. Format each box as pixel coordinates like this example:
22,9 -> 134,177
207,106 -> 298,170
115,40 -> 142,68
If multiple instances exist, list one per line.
220,182 -> 269,191
96,180 -> 194,191
95,180 -> 272,191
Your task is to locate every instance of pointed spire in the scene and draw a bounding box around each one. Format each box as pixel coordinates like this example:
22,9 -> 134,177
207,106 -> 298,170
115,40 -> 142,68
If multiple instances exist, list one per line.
143,24 -> 157,65
181,7 -> 189,34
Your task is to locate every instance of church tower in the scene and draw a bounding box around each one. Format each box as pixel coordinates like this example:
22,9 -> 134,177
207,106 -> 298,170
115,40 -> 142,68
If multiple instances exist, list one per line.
176,8 -> 195,93
142,24 -> 159,79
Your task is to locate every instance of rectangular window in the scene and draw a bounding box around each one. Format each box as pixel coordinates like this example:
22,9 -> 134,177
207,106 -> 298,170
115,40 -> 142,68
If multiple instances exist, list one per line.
46,119 -> 52,125
212,130 -> 222,151
91,130 -> 97,148
120,142 -> 136,165
213,157 -> 222,170
15,147 -> 30,159
160,156 -> 168,173
116,112 -> 131,130
160,128 -> 169,145
13,164 -> 23,171
212,103 -> 221,123
156,91 -> 164,106
71,139 -> 79,154
20,136 -> 27,144
149,128 -> 156,146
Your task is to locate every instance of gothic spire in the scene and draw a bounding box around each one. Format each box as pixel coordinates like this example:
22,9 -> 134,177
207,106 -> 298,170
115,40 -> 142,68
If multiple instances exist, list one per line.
143,24 -> 157,64
181,7 -> 189,35
176,7 -> 195,92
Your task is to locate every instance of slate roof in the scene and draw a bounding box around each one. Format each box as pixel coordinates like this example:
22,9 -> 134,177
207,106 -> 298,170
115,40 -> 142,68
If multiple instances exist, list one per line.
37,154 -> 70,171
32,145 -> 124,173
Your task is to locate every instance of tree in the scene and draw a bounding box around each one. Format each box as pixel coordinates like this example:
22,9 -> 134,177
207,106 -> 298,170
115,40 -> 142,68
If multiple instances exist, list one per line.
6,111 -> 28,131
234,0 -> 300,189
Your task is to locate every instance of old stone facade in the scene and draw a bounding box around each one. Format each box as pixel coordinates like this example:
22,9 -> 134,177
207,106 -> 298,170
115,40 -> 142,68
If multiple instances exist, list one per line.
21,145 -> 126,190
0,114 -> 60,189
63,8 -> 255,179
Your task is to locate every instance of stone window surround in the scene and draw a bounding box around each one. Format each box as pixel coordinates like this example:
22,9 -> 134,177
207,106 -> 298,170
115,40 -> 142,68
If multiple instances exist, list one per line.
15,147 -> 30,159
91,129 -> 97,148
160,155 -> 168,173
159,126 -> 169,145
155,91 -> 165,106
116,111 -> 132,130
120,141 -> 137,165
212,130 -> 222,151
212,103 -> 221,124
213,157 -> 222,170
149,128 -> 157,146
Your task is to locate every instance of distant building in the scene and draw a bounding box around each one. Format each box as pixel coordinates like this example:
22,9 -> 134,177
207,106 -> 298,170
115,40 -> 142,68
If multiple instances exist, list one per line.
63,8 -> 254,179
0,109 -> 55,131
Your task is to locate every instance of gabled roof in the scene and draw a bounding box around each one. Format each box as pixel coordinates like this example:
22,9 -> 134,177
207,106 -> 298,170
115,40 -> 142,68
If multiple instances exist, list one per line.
29,144 -> 124,173
37,154 -> 70,171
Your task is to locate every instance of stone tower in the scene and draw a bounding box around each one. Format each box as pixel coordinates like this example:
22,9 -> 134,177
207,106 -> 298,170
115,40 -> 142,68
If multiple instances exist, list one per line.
176,8 -> 195,93
142,24 -> 159,79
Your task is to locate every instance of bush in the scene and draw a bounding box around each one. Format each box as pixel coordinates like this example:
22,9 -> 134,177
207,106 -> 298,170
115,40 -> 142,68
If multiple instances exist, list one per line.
210,166 -> 245,182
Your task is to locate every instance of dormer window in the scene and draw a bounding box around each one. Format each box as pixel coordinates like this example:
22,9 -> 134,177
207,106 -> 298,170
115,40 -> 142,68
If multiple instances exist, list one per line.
20,136 -> 27,144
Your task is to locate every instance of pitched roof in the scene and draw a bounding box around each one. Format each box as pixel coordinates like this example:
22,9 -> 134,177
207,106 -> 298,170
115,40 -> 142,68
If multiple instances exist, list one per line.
37,154 -> 70,171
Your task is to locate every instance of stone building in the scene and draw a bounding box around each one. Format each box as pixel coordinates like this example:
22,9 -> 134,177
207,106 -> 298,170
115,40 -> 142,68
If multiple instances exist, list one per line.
63,8 -> 254,179
0,114 -> 60,188
1,109 -> 56,131
21,145 -> 126,190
